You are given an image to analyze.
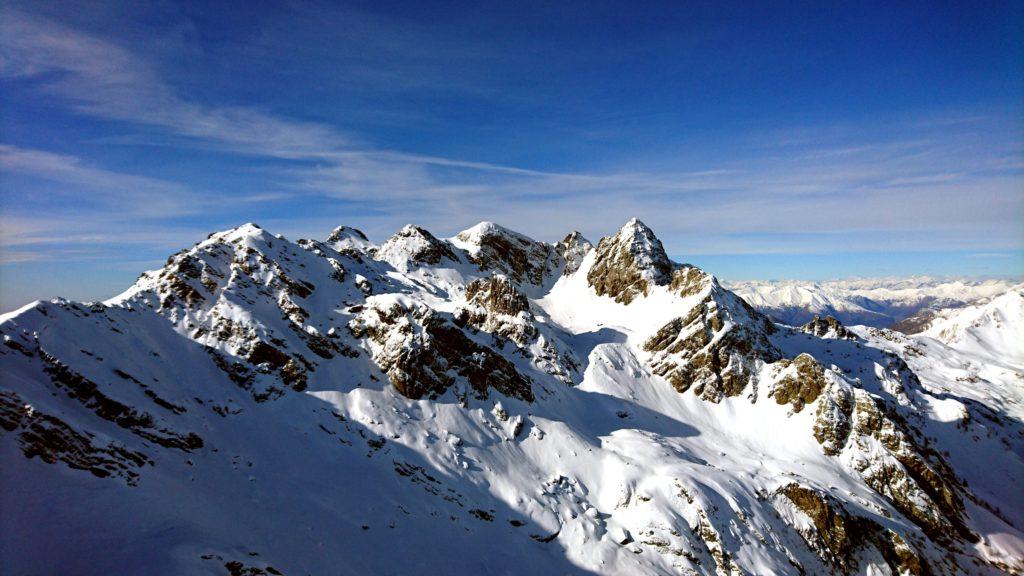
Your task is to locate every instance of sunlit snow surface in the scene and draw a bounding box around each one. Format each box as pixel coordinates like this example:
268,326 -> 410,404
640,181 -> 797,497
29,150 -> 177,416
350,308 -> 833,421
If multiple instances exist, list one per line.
1,222 -> 1021,575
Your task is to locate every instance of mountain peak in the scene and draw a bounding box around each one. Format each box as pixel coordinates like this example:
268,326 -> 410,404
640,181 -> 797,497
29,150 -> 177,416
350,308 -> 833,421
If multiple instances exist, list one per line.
377,224 -> 458,270
454,221 -> 524,244
326,225 -> 368,243
613,217 -> 663,247
214,222 -> 270,242
451,222 -> 560,286
619,216 -> 649,232
326,225 -> 374,252
586,218 -> 673,303
1,217 -> 1020,575
560,230 -> 588,244
556,231 -> 592,276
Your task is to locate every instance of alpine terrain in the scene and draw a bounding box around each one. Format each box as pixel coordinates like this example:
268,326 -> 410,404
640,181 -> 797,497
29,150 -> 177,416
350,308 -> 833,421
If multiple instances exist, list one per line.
2,219 -> 1021,575
728,278 -> 1019,329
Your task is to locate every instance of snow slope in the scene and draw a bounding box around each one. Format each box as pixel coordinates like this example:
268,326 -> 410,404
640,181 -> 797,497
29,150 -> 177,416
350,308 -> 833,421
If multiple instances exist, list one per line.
1,220 -> 1021,575
922,288 -> 1024,368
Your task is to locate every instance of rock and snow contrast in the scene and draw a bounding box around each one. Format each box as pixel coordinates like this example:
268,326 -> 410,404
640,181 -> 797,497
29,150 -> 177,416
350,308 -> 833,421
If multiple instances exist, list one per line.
728,277 -> 1019,329
1,219 -> 1021,575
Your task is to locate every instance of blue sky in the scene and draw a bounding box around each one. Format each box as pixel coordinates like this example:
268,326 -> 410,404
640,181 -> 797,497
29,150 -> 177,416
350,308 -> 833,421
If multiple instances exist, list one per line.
1,0 -> 1022,310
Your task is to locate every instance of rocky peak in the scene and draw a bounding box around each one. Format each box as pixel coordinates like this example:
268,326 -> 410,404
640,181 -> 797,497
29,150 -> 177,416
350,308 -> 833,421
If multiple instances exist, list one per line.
802,315 -> 856,339
453,222 -> 560,286
453,275 -> 538,347
326,225 -> 374,253
464,275 -> 530,316
348,300 -> 534,402
555,231 -> 592,276
643,282 -> 781,401
587,218 -> 673,304
111,223 -> 373,401
220,222 -> 269,241
376,224 -> 458,271
133,223 -> 315,311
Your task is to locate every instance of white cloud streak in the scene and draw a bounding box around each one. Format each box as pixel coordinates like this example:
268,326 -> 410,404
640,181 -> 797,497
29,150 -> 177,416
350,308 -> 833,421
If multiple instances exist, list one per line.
0,144 -> 199,217
0,5 -> 1021,267
0,10 -> 349,159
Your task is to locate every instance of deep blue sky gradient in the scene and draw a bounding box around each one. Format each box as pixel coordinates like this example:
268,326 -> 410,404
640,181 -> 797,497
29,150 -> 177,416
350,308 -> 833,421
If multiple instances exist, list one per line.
1,0 -> 1022,310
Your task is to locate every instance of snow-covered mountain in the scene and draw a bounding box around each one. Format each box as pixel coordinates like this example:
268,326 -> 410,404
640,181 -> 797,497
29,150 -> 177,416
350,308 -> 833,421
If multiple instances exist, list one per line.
922,288 -> 1024,368
727,277 -> 1018,329
2,219 -> 1021,575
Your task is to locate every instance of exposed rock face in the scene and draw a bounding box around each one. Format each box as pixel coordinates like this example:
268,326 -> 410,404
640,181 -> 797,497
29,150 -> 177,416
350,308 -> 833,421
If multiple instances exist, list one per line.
588,218 -> 673,304
770,353 -> 827,412
0,217 -> 1017,575
812,380 -> 856,456
1,389 -> 151,486
669,265 -> 713,298
349,300 -> 534,402
464,275 -> 530,316
131,224 -> 374,401
644,282 -> 781,401
777,484 -> 857,568
376,225 -> 458,270
454,274 -> 580,386
454,275 -> 537,346
245,340 -> 309,392
455,222 -> 560,286
812,379 -> 973,542
554,231 -> 592,276
802,315 -> 856,339
326,225 -> 372,249
775,483 -> 928,575
849,392 -> 971,541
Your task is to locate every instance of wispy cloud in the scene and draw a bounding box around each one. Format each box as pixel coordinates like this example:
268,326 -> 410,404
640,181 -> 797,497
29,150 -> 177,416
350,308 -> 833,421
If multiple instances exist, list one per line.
0,9 -> 350,159
0,4 -> 1021,271
0,144 -> 198,217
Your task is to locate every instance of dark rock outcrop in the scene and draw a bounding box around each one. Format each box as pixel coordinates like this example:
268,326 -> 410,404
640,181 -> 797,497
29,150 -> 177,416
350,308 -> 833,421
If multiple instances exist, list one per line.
555,231 -> 592,276
588,218 -> 673,304
464,275 -> 530,316
644,284 -> 781,402
456,223 -> 560,286
1,389 -> 151,485
802,315 -> 856,339
669,266 -> 713,298
771,353 -> 827,412
454,275 -> 538,346
776,483 -> 929,575
812,381 -> 974,542
377,225 -> 458,269
349,301 -> 534,402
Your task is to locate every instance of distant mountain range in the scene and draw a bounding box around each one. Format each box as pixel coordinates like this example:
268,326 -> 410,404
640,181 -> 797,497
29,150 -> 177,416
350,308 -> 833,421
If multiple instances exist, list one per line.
2,220 -> 1021,575
726,277 -> 1020,329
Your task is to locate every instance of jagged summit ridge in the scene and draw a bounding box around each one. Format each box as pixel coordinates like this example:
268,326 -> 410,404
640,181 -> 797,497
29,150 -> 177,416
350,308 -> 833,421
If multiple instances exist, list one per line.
555,231 -> 592,276
587,218 -> 674,304
326,225 -> 374,253
452,221 -> 562,287
1,217 -> 1021,576
376,224 -> 459,271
